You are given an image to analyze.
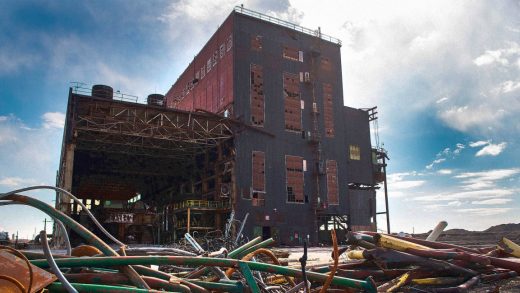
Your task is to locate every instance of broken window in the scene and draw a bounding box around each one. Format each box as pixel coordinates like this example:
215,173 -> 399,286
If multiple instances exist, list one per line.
283,72 -> 302,131
349,144 -> 361,160
220,44 -> 225,58
252,151 -> 265,192
250,64 -> 264,126
252,192 -> 265,206
283,46 -> 299,61
321,57 -> 332,71
207,58 -> 212,73
251,35 -> 262,51
326,160 -> 339,205
323,83 -> 334,137
226,35 -> 233,51
286,155 -> 304,203
201,65 -> 206,78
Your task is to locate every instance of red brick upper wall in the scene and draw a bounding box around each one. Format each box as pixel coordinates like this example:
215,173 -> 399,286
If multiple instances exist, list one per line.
165,13 -> 234,114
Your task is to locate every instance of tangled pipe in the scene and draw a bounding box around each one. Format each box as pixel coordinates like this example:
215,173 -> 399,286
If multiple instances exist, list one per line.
40,230 -> 78,293
0,245 -> 33,293
225,248 -> 296,286
0,201 -> 71,256
3,193 -> 149,289
0,185 -> 124,247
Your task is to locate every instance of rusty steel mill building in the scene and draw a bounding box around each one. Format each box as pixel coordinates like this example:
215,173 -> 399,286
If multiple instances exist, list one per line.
56,7 -> 387,246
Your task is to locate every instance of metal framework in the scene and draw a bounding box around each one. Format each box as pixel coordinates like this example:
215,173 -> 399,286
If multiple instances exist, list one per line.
69,94 -> 234,159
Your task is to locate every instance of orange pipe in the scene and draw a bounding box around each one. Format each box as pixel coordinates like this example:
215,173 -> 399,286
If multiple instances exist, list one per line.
320,229 -> 338,293
225,248 -> 296,286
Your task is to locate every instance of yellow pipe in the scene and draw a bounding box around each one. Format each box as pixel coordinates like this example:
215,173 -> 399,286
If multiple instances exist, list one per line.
411,277 -> 465,286
346,250 -> 365,260
375,234 -> 431,251
387,271 -> 411,292
498,237 -> 520,258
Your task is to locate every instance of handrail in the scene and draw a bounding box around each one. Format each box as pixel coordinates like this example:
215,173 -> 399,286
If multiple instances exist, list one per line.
234,6 -> 342,45
70,82 -> 140,103
173,200 -> 231,210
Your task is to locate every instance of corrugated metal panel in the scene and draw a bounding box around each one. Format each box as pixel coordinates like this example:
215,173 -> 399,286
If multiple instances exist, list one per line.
250,64 -> 264,126
283,72 -> 302,131
285,155 -> 304,203
326,160 -> 339,205
323,83 -> 334,137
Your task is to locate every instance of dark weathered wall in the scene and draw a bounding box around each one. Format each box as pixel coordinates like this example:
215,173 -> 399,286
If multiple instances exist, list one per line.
232,12 -> 366,244
343,107 -> 373,185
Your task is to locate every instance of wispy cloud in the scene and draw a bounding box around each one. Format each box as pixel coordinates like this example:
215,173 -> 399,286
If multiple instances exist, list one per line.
436,97 -> 449,104
0,177 -> 37,188
387,172 -> 426,198
437,169 -> 453,175
454,168 -> 520,190
425,143 -> 465,169
42,112 -> 65,129
0,113 -> 62,192
414,188 -> 515,202
471,198 -> 513,205
469,140 -> 491,147
475,142 -> 507,157
456,208 -> 513,216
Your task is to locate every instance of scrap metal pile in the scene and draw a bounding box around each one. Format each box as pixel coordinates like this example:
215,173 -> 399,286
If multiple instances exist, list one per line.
0,186 -> 375,292
1,186 -> 520,292
324,230 -> 520,292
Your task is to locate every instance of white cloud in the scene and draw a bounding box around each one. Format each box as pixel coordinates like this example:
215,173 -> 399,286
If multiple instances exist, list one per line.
437,169 -> 453,175
456,208 -> 512,216
426,158 -> 446,169
0,177 -> 37,188
475,142 -> 507,157
42,112 -> 65,129
471,198 -> 513,205
414,188 -> 515,202
0,114 -> 62,193
492,80 -> 520,94
473,43 -> 520,67
438,105 -> 508,133
436,97 -> 449,103
469,140 -> 491,147
454,168 -> 520,190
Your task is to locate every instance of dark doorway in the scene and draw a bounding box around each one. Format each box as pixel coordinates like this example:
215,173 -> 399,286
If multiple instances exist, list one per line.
262,226 -> 271,240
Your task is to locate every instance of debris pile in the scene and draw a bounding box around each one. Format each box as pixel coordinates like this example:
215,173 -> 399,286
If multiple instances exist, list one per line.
0,188 -> 375,292
322,230 -> 520,292
1,187 -> 520,292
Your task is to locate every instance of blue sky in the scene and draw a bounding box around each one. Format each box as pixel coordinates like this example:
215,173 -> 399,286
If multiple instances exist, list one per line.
1,0 -> 519,238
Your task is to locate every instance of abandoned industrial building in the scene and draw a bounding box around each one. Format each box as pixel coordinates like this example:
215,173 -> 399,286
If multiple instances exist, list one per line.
55,6 -> 387,246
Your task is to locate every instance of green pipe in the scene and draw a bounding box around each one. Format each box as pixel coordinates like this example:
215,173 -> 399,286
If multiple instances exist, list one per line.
236,238 -> 275,258
4,194 -> 149,289
132,266 -> 208,293
32,256 -> 376,292
4,194 -> 114,255
239,261 -> 261,293
228,236 -> 263,257
189,280 -> 243,293
185,236 -> 264,279
46,282 -> 176,292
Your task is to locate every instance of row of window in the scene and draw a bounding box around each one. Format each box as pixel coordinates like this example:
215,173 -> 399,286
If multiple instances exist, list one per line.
250,34 -> 333,70
250,64 -> 336,136
248,152 -> 345,205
